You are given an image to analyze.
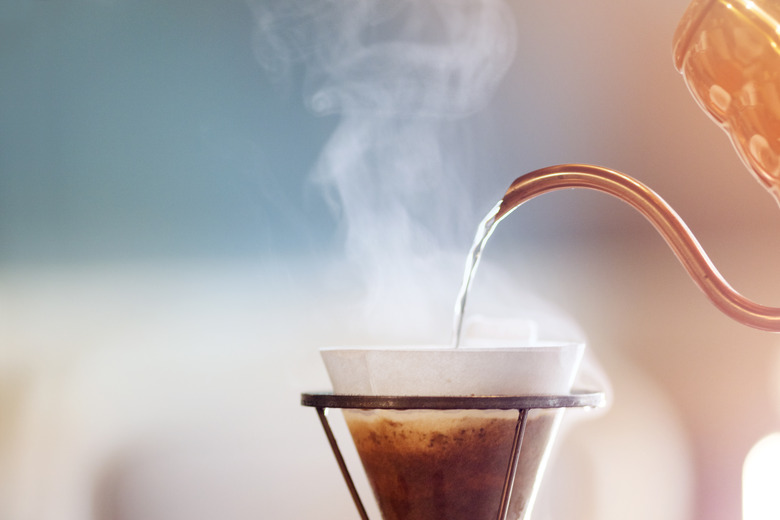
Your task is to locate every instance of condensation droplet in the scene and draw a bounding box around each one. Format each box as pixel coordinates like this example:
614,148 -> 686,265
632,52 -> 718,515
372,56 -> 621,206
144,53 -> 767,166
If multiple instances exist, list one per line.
709,84 -> 732,114
749,133 -> 780,178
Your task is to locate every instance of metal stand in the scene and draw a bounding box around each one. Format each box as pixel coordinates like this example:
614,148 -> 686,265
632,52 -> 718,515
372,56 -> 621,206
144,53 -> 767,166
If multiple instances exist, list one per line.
301,392 -> 605,520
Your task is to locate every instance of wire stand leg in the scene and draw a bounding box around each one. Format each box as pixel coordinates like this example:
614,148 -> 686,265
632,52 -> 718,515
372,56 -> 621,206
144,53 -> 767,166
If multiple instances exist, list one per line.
316,407 -> 370,520
497,409 -> 529,520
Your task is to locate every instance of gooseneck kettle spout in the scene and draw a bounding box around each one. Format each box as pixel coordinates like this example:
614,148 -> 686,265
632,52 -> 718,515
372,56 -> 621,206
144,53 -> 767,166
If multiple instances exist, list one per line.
495,164 -> 780,332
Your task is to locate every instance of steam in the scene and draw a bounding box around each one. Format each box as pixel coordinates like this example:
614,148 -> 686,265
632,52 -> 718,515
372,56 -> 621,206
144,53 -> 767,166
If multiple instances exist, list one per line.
250,0 -> 516,116
250,0 -> 517,340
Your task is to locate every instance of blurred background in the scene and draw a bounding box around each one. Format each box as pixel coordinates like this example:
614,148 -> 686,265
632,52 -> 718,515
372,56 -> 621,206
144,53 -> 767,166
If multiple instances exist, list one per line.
2,0 -> 780,519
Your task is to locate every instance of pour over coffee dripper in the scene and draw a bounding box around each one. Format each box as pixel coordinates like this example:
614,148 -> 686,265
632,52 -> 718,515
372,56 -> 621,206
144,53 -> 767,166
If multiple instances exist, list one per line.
303,345 -> 603,520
